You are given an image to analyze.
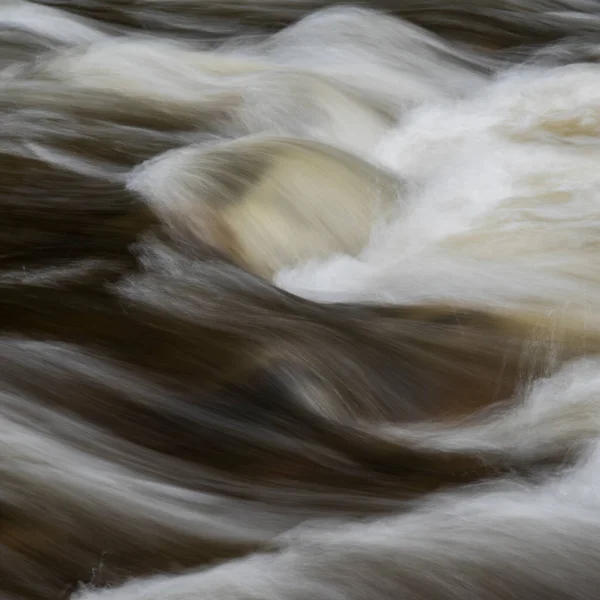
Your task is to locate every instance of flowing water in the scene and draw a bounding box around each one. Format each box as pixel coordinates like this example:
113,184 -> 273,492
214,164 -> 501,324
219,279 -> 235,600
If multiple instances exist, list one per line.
4,1 -> 600,598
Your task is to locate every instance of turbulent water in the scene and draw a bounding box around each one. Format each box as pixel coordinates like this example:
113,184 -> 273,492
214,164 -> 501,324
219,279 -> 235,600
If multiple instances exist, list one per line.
5,1 -> 600,599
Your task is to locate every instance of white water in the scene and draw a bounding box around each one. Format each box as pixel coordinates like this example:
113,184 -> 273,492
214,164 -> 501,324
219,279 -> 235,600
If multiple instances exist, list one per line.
277,65 -> 600,327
